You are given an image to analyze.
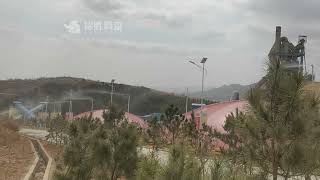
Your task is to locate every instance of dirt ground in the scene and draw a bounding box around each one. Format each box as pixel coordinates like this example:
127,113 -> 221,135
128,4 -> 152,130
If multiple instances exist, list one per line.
0,120 -> 34,180
305,82 -> 320,96
41,140 -> 64,179
41,141 -> 63,161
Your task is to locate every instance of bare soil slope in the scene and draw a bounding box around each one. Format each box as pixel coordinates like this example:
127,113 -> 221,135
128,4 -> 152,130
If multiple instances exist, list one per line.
0,120 -> 34,180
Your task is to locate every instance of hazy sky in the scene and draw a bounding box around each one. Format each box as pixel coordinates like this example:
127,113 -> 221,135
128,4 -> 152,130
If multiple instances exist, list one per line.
0,0 -> 319,92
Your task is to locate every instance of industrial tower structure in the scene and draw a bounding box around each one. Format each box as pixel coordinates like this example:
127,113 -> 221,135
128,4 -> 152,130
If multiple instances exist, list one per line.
268,26 -> 307,72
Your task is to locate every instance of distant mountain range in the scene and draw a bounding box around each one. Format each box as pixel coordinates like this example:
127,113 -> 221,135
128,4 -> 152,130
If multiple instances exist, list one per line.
190,84 -> 255,101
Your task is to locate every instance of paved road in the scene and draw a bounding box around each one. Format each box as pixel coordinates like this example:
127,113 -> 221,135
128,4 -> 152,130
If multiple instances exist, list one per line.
19,128 -> 49,140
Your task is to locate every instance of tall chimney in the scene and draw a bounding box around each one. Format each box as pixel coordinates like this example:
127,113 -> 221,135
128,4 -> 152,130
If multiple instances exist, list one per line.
276,26 -> 281,41
275,26 -> 281,55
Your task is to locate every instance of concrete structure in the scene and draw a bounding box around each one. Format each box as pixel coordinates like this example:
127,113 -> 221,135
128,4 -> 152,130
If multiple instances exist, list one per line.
12,101 -> 46,119
269,26 -> 307,72
22,138 -> 55,180
23,140 -> 39,180
8,106 -> 18,119
230,91 -> 240,101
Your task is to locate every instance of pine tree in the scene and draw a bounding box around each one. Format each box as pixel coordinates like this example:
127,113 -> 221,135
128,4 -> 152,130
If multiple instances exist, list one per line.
55,105 -> 140,180
222,59 -> 320,180
160,105 -> 185,145
182,112 -> 215,178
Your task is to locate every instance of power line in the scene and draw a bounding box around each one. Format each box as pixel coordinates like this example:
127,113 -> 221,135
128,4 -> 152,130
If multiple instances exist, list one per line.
0,93 -> 18,96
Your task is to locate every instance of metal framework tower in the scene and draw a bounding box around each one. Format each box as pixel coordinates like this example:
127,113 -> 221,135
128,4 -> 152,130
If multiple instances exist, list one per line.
268,26 -> 307,73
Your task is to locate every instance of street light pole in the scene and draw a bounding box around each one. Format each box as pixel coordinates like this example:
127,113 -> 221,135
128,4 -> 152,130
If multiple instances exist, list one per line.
201,61 -> 205,104
200,58 -> 207,105
189,58 -> 207,105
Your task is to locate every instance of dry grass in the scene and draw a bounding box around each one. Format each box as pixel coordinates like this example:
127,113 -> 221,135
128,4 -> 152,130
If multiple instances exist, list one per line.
305,82 -> 320,94
0,120 -> 19,132
41,141 -> 63,161
0,120 -> 34,180
304,82 -> 320,102
41,141 -> 65,178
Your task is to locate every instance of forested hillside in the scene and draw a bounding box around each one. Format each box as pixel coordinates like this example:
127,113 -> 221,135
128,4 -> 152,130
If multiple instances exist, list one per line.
0,77 -> 203,115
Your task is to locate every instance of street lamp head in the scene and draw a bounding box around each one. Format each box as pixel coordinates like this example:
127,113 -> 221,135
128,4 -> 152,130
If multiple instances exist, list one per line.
201,57 -> 207,64
189,60 -> 196,65
111,79 -> 115,83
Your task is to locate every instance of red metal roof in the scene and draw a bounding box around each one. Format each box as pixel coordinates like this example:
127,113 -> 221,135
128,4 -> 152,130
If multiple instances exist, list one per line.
186,100 -> 248,150
186,100 -> 248,133
74,110 -> 148,129
75,101 -> 248,150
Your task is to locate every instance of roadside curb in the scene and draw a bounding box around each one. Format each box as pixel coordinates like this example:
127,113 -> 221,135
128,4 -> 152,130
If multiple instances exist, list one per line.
21,135 -> 55,180
23,139 -> 39,180
38,140 -> 55,180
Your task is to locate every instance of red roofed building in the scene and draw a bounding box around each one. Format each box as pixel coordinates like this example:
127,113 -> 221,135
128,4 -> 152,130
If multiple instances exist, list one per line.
74,109 -> 148,129
186,100 -> 248,133
75,101 -> 248,150
186,100 -> 248,150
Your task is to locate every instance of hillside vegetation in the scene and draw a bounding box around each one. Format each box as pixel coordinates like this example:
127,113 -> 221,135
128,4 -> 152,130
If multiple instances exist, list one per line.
190,84 -> 253,101
0,77 -> 203,115
191,81 -> 320,102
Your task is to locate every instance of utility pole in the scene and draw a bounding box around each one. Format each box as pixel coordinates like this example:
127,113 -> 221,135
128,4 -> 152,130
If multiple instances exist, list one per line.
127,95 -> 130,113
69,89 -> 73,113
45,96 -> 49,113
185,88 -> 188,114
91,98 -> 94,112
311,64 -> 314,81
110,79 -> 115,106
